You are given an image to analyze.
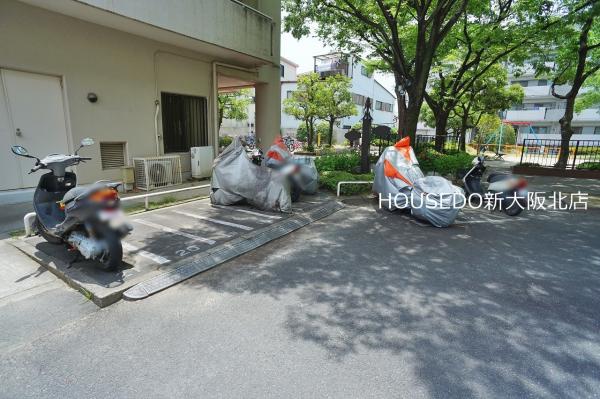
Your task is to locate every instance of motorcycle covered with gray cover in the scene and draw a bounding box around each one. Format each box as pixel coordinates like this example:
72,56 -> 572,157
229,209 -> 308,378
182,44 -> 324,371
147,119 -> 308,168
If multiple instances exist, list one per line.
210,137 -> 292,213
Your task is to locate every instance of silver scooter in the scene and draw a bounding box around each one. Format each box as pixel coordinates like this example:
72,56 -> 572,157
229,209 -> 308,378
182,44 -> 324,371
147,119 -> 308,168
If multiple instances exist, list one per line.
11,138 -> 132,270
462,155 -> 528,216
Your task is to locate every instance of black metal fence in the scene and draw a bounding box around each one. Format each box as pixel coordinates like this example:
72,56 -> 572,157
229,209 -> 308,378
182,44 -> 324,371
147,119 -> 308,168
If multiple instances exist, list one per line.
414,134 -> 460,153
519,139 -> 600,169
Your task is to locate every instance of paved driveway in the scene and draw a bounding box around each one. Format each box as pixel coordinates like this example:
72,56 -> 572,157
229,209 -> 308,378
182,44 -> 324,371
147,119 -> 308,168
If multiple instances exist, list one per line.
1,200 -> 599,398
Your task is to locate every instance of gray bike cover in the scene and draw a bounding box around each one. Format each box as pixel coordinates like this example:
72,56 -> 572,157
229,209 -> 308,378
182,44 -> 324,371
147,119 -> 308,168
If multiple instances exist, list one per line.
210,137 -> 292,213
410,176 -> 465,228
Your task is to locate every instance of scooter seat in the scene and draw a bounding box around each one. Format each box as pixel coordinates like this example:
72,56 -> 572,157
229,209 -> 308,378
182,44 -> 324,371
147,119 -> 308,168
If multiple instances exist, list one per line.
487,173 -> 511,183
62,186 -> 88,204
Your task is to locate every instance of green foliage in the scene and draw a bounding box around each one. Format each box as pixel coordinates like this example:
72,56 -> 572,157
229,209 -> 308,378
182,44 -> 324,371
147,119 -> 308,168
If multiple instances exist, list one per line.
321,74 -> 357,145
319,171 -> 374,195
219,135 -> 233,148
417,149 -> 475,176
283,72 -> 326,146
217,89 -> 252,131
473,115 -> 517,145
295,125 -> 308,142
314,152 -> 361,173
576,162 -> 600,170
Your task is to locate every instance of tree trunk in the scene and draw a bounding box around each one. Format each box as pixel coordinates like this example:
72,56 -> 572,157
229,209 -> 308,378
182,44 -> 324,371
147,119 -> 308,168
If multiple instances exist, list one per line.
433,112 -> 449,152
328,118 -> 335,146
305,120 -> 312,148
459,111 -> 469,152
555,96 -> 575,169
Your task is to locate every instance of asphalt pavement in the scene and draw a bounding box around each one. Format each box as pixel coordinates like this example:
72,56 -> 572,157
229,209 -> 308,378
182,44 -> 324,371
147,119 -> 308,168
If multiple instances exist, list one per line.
1,200 -> 599,398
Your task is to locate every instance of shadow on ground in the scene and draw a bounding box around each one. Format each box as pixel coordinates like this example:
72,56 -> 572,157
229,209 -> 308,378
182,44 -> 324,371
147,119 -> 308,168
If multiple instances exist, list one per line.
177,201 -> 600,398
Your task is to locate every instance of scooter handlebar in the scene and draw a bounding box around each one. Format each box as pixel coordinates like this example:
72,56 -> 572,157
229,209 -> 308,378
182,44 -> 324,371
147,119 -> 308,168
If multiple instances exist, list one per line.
28,164 -> 43,174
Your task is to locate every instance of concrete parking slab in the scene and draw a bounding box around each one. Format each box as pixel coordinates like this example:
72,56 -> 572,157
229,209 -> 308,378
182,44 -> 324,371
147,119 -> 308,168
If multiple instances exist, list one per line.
10,195 -> 340,307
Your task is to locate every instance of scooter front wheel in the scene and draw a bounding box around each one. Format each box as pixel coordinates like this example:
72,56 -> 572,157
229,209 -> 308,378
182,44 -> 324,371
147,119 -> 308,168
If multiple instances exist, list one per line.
36,216 -> 63,245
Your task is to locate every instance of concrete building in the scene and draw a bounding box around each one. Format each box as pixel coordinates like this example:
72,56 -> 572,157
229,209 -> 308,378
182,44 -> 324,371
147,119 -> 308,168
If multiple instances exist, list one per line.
0,0 -> 281,199
281,53 -> 396,143
505,70 -> 600,143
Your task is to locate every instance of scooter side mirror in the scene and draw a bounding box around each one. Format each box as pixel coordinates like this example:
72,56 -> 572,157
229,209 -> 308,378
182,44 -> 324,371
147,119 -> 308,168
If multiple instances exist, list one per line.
11,145 -> 30,157
75,137 -> 95,154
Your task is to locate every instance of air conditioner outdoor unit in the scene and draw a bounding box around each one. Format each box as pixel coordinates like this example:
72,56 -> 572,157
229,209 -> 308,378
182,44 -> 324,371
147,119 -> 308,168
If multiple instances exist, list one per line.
133,156 -> 182,191
191,146 -> 214,179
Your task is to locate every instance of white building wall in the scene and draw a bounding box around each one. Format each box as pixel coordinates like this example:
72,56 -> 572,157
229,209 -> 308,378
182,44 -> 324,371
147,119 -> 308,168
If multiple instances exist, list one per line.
0,0 -> 281,190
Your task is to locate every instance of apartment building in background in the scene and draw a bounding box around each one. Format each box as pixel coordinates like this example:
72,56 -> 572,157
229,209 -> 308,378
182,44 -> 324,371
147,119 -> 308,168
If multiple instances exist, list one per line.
281,53 -> 396,143
505,69 -> 600,143
0,0 -> 281,200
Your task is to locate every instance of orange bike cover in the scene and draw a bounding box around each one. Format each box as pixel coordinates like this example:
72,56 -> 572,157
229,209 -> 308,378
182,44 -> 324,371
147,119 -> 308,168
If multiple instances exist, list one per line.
393,136 -> 412,161
384,159 -> 413,186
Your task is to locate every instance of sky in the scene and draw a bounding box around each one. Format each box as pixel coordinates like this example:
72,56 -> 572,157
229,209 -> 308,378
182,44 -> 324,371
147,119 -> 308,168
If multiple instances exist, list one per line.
280,31 -> 396,97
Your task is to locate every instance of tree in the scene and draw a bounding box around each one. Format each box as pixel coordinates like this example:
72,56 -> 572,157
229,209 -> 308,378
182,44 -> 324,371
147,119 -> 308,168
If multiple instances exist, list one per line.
532,1 -> 600,168
422,0 -> 562,151
450,68 -> 524,150
420,65 -> 523,150
217,89 -> 252,132
283,0 -> 470,141
321,74 -> 357,145
283,73 -> 325,149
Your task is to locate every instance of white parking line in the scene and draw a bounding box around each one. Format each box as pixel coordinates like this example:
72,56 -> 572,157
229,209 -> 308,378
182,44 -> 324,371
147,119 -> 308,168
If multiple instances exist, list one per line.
133,219 -> 216,245
122,242 -> 170,264
211,204 -> 283,220
172,210 -> 253,231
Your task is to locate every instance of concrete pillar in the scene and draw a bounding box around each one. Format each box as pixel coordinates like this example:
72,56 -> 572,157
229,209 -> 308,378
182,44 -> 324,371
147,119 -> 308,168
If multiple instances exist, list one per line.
254,64 -> 281,147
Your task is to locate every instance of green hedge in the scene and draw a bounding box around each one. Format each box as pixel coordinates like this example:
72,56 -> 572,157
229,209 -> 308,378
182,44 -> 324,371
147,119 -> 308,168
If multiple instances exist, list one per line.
219,135 -> 233,148
314,152 -> 360,173
576,161 -> 600,170
319,171 -> 374,195
417,148 -> 474,177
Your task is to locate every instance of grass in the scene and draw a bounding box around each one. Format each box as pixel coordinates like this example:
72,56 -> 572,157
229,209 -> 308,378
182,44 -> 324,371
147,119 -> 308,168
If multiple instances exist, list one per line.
9,228 -> 26,238
319,170 -> 374,195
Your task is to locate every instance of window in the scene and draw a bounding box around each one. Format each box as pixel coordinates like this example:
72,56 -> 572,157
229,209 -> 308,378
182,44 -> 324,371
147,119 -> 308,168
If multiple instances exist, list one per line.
352,93 -> 366,106
280,64 -> 285,78
161,92 -> 208,153
374,101 -> 393,112
518,80 -> 529,87
538,79 -> 548,86
595,126 -> 600,135
360,66 -> 371,77
343,125 -> 352,129
286,90 -> 294,99
532,126 -> 548,134
100,142 -> 126,170
573,127 -> 583,135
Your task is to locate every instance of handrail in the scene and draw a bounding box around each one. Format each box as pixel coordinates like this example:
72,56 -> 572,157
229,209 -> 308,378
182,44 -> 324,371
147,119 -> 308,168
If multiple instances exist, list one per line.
336,181 -> 373,197
121,184 -> 211,210
229,0 -> 273,21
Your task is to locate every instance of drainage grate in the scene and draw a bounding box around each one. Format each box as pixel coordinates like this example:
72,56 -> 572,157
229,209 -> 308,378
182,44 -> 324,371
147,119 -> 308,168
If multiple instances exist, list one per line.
124,201 -> 344,300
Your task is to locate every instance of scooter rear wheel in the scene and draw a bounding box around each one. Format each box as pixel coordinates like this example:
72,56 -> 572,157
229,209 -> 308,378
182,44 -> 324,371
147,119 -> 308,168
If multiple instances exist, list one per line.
504,202 -> 524,216
95,224 -> 123,271
36,216 -> 63,245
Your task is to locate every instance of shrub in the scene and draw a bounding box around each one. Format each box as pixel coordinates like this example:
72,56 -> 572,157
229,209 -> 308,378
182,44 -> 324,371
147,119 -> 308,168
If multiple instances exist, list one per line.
576,161 -> 600,170
314,152 -> 360,173
219,135 -> 233,148
417,148 -> 474,177
296,125 -> 308,142
319,170 -> 374,195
